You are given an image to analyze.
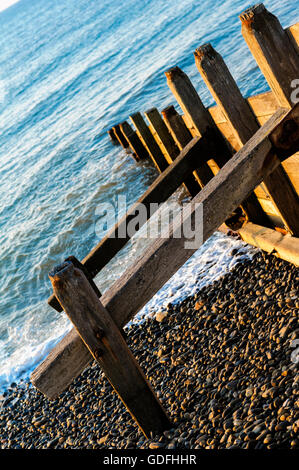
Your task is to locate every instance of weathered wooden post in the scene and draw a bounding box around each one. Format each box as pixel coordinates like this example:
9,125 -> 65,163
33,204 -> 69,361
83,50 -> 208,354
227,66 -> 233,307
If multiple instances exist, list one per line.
165,66 -> 230,168
144,108 -> 200,197
144,107 -> 180,164
162,105 -> 213,190
119,121 -> 149,161
194,43 -> 299,233
161,105 -> 193,150
32,103 -> 299,399
108,128 -> 120,145
130,112 -> 168,172
49,260 -> 171,437
145,107 -> 200,197
165,65 -> 270,227
239,5 -> 299,235
112,124 -> 130,149
240,3 -> 299,109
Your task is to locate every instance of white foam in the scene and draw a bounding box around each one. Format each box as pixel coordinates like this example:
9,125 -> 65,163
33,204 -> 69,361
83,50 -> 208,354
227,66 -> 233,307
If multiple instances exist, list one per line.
0,228 -> 258,393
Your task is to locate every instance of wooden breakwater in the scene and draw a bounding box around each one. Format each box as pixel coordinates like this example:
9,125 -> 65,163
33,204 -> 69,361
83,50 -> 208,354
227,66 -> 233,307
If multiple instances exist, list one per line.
31,4 -> 299,438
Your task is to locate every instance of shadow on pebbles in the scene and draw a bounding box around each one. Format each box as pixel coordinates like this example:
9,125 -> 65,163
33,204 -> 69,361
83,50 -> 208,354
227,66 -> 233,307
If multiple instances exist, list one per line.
0,251 -> 298,449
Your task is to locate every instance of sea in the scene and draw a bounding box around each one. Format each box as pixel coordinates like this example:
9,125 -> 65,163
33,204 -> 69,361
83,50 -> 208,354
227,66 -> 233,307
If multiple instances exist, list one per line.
0,0 -> 297,392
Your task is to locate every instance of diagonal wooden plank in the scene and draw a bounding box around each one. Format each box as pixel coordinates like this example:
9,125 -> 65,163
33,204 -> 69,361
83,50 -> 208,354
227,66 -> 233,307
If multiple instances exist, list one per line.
48,136 -> 211,310
31,104 -> 299,399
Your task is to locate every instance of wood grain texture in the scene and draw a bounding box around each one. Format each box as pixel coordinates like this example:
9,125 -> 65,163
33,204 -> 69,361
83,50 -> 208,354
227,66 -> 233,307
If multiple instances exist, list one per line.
287,22 -> 299,49
239,223 -> 299,267
32,104 -> 299,399
240,4 -> 299,108
50,262 -> 171,436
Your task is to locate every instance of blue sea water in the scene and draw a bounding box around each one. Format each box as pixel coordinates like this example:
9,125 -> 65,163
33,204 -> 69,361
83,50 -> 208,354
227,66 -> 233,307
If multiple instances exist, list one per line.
0,0 -> 297,391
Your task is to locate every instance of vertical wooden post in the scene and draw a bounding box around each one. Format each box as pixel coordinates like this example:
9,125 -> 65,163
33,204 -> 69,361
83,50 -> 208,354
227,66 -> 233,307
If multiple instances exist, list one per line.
113,124 -> 130,149
161,105 -> 193,149
108,128 -> 120,145
130,112 -> 169,172
240,3 -> 299,108
145,107 -> 200,197
239,5 -> 299,234
194,44 -> 260,148
49,261 -> 171,437
193,44 -> 299,235
162,105 -> 213,190
144,107 -> 180,164
119,121 -> 149,161
165,66 -> 216,135
165,66 -> 230,168
194,43 -> 299,234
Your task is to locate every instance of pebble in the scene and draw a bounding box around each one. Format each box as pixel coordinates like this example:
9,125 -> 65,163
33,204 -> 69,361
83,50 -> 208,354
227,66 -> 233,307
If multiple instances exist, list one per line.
155,311 -> 168,322
0,253 -> 298,450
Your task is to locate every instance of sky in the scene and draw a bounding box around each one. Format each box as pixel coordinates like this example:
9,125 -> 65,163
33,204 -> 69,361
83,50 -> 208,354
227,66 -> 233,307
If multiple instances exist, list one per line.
0,0 -> 19,13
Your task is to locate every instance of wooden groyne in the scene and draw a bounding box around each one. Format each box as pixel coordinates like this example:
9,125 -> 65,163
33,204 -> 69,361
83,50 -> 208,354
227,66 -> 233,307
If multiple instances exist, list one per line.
31,4 -> 299,438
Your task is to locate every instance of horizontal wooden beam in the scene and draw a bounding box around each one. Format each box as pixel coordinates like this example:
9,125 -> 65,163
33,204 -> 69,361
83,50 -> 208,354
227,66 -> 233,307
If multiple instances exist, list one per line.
50,262 -> 171,436
239,222 -> 299,267
31,104 -> 299,399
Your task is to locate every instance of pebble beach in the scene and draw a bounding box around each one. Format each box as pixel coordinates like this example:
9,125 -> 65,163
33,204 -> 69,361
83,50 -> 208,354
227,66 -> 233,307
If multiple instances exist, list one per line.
0,251 -> 298,450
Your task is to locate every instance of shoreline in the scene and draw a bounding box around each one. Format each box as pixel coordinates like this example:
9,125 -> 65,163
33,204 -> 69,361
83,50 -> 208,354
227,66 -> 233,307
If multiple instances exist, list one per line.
0,251 -> 298,449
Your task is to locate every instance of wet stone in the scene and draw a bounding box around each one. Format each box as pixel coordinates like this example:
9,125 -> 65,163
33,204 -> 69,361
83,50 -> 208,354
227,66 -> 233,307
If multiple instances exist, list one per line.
0,253 -> 298,450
